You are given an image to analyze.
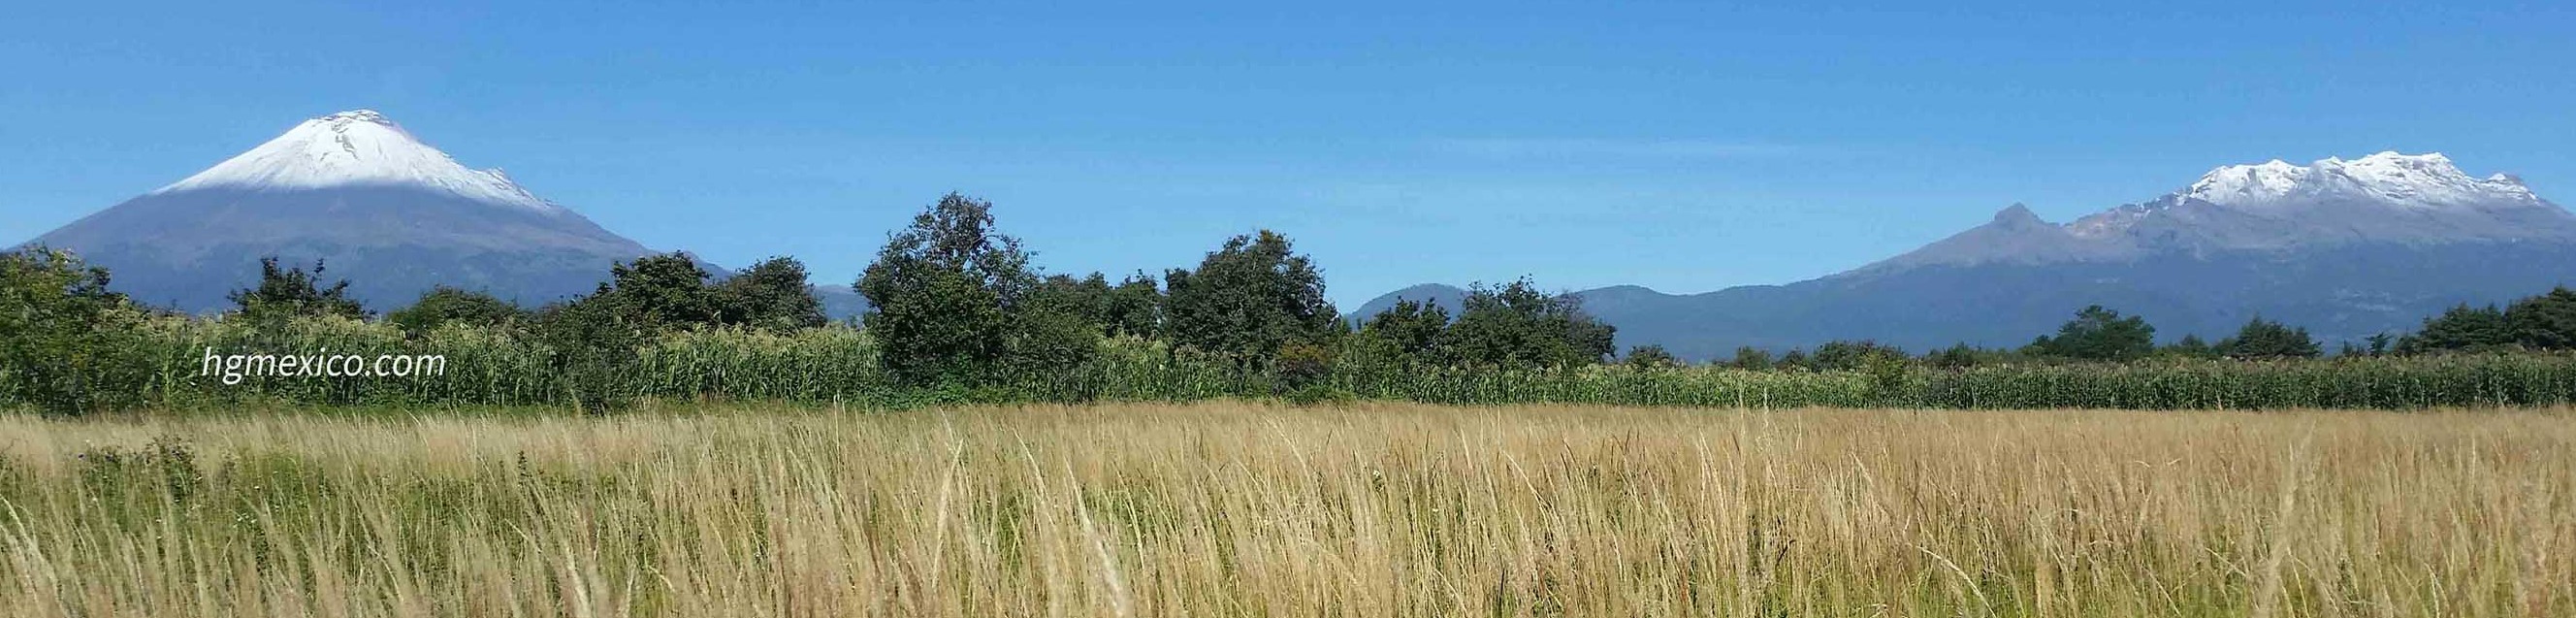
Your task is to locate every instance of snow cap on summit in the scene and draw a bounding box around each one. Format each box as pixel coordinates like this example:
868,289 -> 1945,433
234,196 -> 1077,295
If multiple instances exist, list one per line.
2181,151 -> 2536,210
150,110 -> 562,213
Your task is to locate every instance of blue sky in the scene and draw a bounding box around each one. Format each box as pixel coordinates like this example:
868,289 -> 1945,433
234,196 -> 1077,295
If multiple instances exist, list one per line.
5,1 -> 2571,307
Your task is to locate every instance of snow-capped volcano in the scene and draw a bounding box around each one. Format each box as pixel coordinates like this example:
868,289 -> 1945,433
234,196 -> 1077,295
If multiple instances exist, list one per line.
1363,150 -> 2576,358
2174,151 -> 2541,211
152,110 -> 563,213
1874,151 -> 2576,273
23,110 -> 666,312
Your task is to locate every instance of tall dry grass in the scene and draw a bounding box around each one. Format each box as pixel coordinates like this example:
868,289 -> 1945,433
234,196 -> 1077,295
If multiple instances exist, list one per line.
0,403 -> 2569,616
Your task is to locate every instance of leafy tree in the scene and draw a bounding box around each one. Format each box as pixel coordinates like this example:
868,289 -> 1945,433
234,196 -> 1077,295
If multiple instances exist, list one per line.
2161,334 -> 2221,360
1163,230 -> 1338,367
1776,349 -> 1810,371
1435,278 -> 1616,370
1926,342 -> 1978,365
1101,272 -> 1165,339
531,289 -> 644,413
1039,273 -> 1115,331
857,193 -> 1089,385
1623,344 -> 1681,369
716,256 -> 827,332
1730,345 -> 1774,371
387,286 -> 524,337
2505,287 -> 2576,350
2397,304 -> 2512,354
1,247 -> 145,414
228,256 -> 369,321
1005,276 -> 1108,378
1357,298 -> 1451,365
2365,333 -> 2394,356
2219,316 -> 2320,360
599,252 -> 723,330
1273,341 -> 1336,388
1813,340 -> 1903,372
2026,305 -> 2156,362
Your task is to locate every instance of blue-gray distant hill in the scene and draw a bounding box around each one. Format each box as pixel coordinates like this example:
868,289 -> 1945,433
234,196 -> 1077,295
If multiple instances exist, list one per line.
1354,153 -> 2576,361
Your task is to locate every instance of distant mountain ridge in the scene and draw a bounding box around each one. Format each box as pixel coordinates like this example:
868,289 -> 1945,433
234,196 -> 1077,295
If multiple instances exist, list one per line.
1356,152 -> 2576,361
23,110 -> 675,312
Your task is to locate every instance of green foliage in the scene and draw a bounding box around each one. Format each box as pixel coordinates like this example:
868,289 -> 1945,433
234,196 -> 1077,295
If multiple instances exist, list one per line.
1729,346 -> 1774,371
1162,230 -> 1337,366
0,247 -> 148,414
1436,278 -> 1615,370
1811,340 -> 1903,372
1037,271 -> 1167,340
531,293 -> 646,413
1864,349 -> 1912,404
1623,344 -> 1681,370
2399,304 -> 2513,354
1924,342 -> 2016,369
228,256 -> 370,322
599,252 -> 724,330
1102,272 -> 1166,339
856,193 -> 1089,386
716,256 -> 828,332
2220,316 -> 2321,359
1356,298 -> 1451,367
2162,334 -> 2221,360
2027,305 -> 2156,362
387,286 -> 524,338
1273,341 -> 1336,389
2505,287 -> 2576,350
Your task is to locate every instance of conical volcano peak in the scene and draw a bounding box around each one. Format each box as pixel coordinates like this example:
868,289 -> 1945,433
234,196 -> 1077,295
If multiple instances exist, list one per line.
30,110 -> 660,313
150,109 -> 562,213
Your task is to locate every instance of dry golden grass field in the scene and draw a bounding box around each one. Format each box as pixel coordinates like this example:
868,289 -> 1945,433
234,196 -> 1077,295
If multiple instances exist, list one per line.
1,403 -> 2570,617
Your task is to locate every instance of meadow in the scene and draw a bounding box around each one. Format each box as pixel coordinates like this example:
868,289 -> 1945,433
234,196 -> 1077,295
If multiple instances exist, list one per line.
2,402 -> 2568,617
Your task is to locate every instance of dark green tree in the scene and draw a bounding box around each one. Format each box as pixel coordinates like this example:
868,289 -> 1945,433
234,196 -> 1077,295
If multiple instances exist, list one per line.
228,256 -> 369,321
1730,345 -> 1774,371
716,256 -> 827,332
2026,305 -> 2156,362
1925,342 -> 1990,369
1,247 -> 145,414
1038,273 -> 1115,331
1813,340 -> 1903,372
2219,316 -> 2321,359
387,286 -> 524,337
856,193 -> 1090,385
2397,304 -> 2513,354
1162,230 -> 1338,367
1623,344 -> 1681,369
2505,287 -> 2576,350
531,289 -> 645,413
1434,278 -> 1616,370
2162,334 -> 2221,359
598,252 -> 722,330
1101,272 -> 1165,339
1357,298 -> 1451,365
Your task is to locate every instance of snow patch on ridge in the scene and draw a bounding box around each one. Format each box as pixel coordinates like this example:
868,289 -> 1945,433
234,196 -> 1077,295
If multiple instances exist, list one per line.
151,110 -> 564,213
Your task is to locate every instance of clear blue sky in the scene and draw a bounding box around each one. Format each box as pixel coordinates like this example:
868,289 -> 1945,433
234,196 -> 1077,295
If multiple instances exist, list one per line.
5,1 -> 2571,307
